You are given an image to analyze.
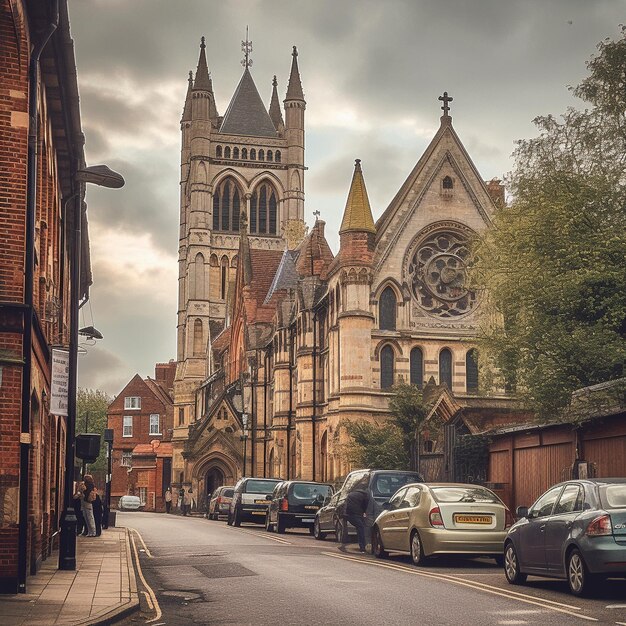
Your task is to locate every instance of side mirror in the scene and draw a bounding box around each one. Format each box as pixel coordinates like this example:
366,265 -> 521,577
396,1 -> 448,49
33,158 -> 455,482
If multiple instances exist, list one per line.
382,501 -> 393,511
265,494 -> 273,500
516,506 -> 529,519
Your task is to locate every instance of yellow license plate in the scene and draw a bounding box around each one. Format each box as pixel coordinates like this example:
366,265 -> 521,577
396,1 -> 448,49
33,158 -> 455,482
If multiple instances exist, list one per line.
254,500 -> 268,504
454,514 -> 492,525
305,505 -> 319,510
251,511 -> 266,515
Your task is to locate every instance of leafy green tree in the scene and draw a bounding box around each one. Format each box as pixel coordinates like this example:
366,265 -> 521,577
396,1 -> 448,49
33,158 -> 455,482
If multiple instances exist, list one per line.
474,27 -> 626,419
77,388 -> 112,473
345,420 -> 408,470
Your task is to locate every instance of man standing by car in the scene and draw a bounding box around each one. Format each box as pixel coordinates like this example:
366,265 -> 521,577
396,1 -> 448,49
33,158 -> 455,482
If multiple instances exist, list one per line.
341,481 -> 369,553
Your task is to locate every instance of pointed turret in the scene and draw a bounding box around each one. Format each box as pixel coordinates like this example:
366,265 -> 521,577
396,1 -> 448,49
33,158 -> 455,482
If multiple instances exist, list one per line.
191,37 -> 218,121
269,75 -> 284,132
181,71 -> 193,122
285,46 -> 305,102
339,160 -> 376,235
193,36 -> 212,91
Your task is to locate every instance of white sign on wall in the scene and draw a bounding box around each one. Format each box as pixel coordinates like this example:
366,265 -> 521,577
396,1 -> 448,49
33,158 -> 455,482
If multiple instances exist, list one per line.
51,348 -> 70,416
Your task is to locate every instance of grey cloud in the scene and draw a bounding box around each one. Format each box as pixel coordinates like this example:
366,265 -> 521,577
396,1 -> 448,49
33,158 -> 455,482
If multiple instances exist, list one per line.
77,346 -> 129,396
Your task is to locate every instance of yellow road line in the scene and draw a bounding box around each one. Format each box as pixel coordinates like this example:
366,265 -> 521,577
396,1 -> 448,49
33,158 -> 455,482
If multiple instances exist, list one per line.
129,531 -> 162,624
231,526 -> 292,545
128,527 -> 152,557
322,552 -> 597,623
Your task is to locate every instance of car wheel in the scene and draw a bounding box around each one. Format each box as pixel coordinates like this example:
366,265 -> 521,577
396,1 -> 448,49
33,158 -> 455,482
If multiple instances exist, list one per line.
233,506 -> 241,527
277,515 -> 286,534
313,518 -> 326,541
567,549 -> 595,597
335,519 -> 344,543
504,542 -> 527,585
372,527 -> 387,559
410,530 -> 425,566
265,513 -> 273,532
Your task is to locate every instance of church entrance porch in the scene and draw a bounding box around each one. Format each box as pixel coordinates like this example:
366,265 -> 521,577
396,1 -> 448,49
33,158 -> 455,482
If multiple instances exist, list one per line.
205,467 -> 224,500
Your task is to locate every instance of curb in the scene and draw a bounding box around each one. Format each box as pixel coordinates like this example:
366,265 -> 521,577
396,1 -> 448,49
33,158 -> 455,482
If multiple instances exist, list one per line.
75,528 -> 140,626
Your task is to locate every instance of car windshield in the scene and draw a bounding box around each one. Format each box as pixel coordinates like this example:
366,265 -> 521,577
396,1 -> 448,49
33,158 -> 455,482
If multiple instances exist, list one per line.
223,489 -> 234,498
601,484 -> 626,509
290,483 -> 332,502
244,479 -> 280,494
372,473 -> 422,498
431,486 -> 499,503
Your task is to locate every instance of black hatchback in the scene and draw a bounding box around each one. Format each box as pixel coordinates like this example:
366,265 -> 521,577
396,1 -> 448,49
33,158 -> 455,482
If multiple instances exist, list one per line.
265,480 -> 334,534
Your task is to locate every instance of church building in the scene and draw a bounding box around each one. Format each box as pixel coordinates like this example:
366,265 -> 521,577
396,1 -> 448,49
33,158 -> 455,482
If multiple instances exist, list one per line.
173,37 -> 510,499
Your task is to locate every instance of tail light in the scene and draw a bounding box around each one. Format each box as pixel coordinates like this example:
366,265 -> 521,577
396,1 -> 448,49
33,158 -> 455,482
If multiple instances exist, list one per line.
280,498 -> 289,512
429,507 -> 444,527
505,508 -> 515,529
586,514 -> 612,537
217,496 -> 222,505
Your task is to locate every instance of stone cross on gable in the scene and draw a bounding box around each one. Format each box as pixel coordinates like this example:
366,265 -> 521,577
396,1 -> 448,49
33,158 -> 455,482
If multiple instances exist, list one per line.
438,91 -> 453,117
241,26 -> 253,68
313,210 -> 320,220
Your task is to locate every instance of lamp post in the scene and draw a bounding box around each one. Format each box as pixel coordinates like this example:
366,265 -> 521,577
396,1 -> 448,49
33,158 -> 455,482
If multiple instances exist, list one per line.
241,413 -> 249,476
59,165 -> 124,571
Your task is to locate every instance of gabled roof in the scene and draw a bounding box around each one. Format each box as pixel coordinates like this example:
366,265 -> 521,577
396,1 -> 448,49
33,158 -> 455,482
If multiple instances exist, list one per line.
264,249 -> 299,304
220,68 -> 278,138
144,378 -> 173,405
295,219 -> 334,278
245,249 -> 284,323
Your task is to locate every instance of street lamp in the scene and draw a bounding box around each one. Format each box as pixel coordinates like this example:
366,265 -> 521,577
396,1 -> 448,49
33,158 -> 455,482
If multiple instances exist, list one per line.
240,413 -> 249,476
59,165 -> 124,571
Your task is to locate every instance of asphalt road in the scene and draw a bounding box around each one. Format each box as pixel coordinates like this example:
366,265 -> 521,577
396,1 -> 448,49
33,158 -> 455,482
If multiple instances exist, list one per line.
117,511 -> 626,626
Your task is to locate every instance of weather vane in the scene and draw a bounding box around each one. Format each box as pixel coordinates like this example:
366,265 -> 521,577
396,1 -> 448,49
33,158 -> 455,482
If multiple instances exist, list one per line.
241,26 -> 253,68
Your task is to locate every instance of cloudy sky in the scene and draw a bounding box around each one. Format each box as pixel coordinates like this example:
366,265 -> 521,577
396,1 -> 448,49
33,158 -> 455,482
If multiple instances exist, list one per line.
70,0 -> 625,396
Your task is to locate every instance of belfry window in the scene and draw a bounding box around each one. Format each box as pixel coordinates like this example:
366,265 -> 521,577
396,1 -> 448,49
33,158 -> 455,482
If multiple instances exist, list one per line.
379,287 -> 397,331
213,178 -> 242,232
250,182 -> 278,235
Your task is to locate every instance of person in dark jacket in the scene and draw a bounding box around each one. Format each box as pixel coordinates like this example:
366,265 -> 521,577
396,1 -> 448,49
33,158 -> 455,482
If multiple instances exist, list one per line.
341,484 -> 369,553
93,492 -> 103,536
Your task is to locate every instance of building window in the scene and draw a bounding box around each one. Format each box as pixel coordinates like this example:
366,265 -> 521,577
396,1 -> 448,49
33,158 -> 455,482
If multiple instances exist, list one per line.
250,148 -> 256,160
121,451 -> 132,467
380,345 -> 394,390
379,287 -> 397,331
442,175 -> 453,190
178,407 -> 184,426
267,150 -> 273,162
410,347 -> 423,388
275,150 -> 281,163
123,415 -> 133,437
220,257 -> 228,299
193,319 -> 203,356
258,149 -> 265,161
233,147 -> 239,159
224,146 -> 231,158
138,487 -> 147,506
124,397 -> 141,410
439,348 -> 452,389
242,147 -> 248,159
250,182 -> 278,235
216,145 -> 222,158
213,177 -> 241,232
149,414 -> 160,435
466,349 -> 479,392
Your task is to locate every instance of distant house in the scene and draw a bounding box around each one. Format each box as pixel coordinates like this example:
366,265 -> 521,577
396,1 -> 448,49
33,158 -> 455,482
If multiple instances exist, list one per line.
107,362 -> 176,511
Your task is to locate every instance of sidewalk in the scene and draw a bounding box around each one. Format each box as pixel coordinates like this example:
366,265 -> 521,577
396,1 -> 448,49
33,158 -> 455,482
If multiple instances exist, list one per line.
0,527 -> 139,626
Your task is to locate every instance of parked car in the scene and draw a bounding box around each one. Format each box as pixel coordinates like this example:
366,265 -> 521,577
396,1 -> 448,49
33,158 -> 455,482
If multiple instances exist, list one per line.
208,486 -> 234,520
228,477 -> 282,526
313,490 -> 344,540
504,478 -> 626,596
372,483 -> 513,564
118,495 -> 141,511
266,480 -> 333,534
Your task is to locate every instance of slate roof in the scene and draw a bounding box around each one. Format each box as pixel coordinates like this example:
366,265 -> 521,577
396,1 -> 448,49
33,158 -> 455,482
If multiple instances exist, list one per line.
245,249 -> 284,323
220,68 -> 278,138
264,249 -> 299,304
211,326 -> 232,355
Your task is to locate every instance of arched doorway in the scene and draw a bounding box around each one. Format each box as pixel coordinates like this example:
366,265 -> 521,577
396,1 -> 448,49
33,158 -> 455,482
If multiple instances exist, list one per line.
205,466 -> 224,499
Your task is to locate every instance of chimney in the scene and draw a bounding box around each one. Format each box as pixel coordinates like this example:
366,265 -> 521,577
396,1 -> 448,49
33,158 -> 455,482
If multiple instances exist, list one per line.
485,178 -> 505,208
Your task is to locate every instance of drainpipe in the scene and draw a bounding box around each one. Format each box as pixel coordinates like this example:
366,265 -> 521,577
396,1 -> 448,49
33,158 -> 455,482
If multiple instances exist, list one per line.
263,349 -> 268,478
250,358 -> 256,477
312,311 -> 317,482
287,326 -> 293,480
19,0 -> 59,593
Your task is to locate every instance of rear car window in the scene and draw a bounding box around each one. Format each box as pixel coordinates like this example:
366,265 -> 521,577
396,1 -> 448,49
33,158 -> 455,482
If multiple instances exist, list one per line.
371,473 -> 422,498
431,486 -> 499,504
601,485 -> 626,509
290,483 -> 332,501
223,489 -> 234,498
244,479 -> 280,494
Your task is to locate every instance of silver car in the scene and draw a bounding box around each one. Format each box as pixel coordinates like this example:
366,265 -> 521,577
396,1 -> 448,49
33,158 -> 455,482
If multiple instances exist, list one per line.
372,483 -> 513,565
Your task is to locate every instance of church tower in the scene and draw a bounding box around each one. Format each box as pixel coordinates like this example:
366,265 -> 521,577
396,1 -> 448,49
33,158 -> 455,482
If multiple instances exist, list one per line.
173,35 -> 307,483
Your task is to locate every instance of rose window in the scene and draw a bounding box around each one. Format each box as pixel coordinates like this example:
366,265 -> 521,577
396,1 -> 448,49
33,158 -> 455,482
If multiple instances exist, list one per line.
407,230 -> 477,318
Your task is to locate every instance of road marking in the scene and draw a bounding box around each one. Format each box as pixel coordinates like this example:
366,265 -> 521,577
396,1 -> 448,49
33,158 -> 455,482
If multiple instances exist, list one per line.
141,590 -> 154,610
230,526 -> 292,545
322,552 -> 597,622
129,530 -> 162,624
128,527 -> 152,557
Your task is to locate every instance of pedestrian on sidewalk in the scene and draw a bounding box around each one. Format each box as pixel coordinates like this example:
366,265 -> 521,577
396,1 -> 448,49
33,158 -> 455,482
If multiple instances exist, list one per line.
79,474 -> 98,537
340,481 -> 369,553
165,488 -> 172,514
178,486 -> 185,513
93,491 -> 103,536
73,484 -> 85,535
183,488 -> 193,516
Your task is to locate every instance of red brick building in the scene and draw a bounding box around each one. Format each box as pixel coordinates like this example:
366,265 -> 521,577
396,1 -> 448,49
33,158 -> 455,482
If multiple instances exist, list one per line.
107,362 -> 175,511
0,0 -> 92,593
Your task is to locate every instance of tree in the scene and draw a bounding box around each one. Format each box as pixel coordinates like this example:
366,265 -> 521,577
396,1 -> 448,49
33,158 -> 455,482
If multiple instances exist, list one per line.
474,26 -> 626,419
344,421 -> 408,470
76,388 -> 112,474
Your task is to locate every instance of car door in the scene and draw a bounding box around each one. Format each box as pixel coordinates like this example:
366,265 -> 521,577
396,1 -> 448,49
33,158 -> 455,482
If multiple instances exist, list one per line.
517,485 -> 563,572
396,486 -> 422,553
379,488 -> 408,551
320,492 -> 340,531
545,483 -> 583,576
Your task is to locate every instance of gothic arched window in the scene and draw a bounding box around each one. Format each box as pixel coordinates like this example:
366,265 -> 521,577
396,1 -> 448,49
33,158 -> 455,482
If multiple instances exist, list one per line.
250,148 -> 256,160
220,256 -> 229,300
275,150 -> 281,163
267,150 -> 273,162
193,319 -> 203,356
380,345 -> 394,390
233,147 -> 239,159
410,347 -> 423,388
224,146 -> 231,159
466,349 -> 479,392
258,149 -> 265,161
439,348 -> 452,389
213,178 -> 242,232
216,145 -> 222,158
379,287 -> 397,331
443,175 -> 453,189
193,253 -> 205,300
250,182 -> 278,235
242,148 -> 248,159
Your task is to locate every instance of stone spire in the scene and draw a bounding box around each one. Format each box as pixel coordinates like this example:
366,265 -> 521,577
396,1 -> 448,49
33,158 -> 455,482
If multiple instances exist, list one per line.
193,36 -> 212,91
339,159 -> 376,234
269,75 -> 284,131
181,71 -> 193,122
285,46 -> 305,102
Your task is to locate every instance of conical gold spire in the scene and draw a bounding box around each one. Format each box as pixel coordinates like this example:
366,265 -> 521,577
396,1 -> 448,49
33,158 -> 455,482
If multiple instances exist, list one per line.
339,159 -> 376,234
